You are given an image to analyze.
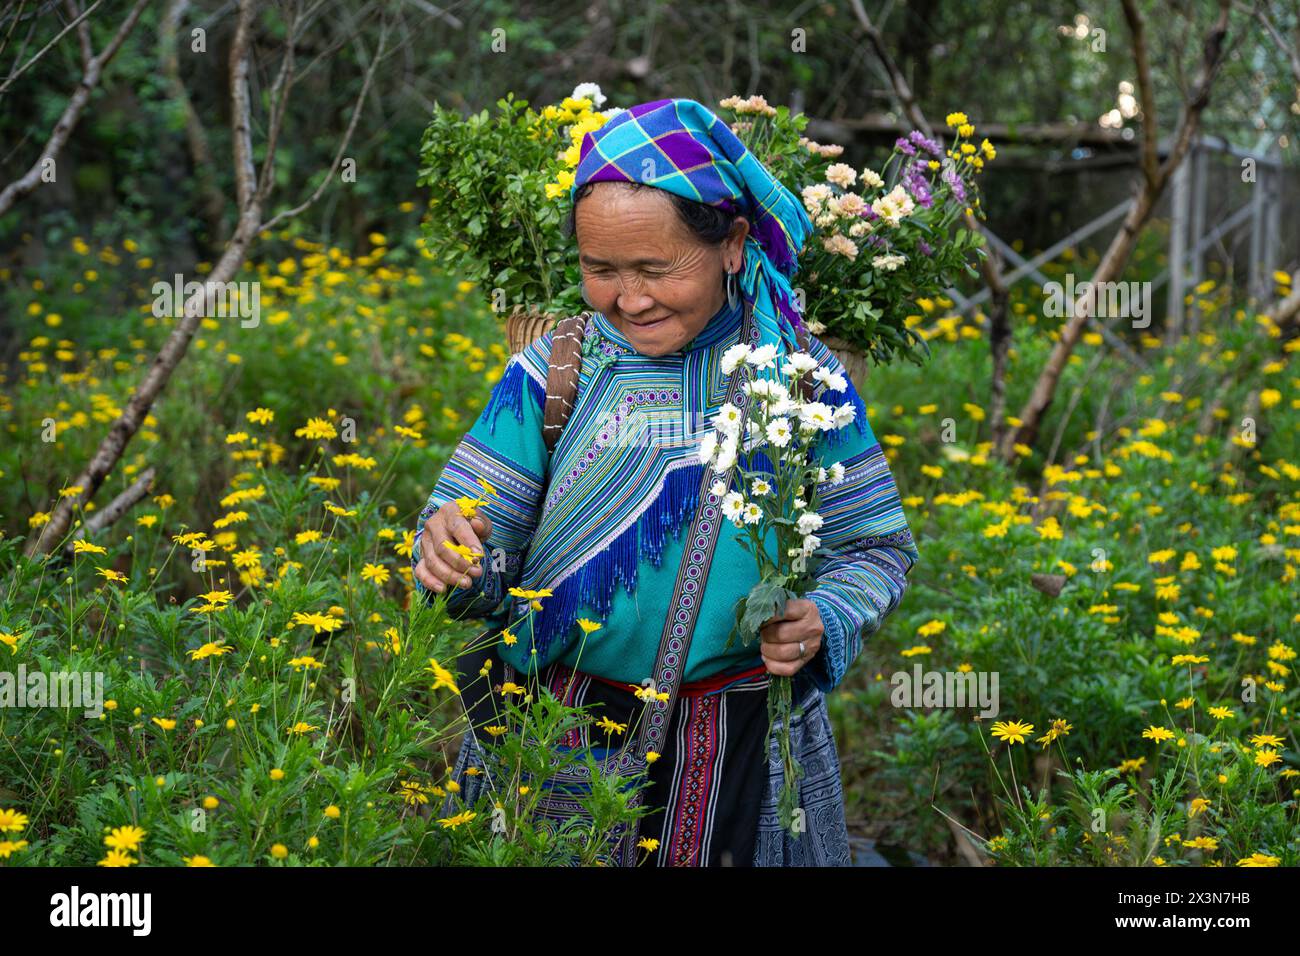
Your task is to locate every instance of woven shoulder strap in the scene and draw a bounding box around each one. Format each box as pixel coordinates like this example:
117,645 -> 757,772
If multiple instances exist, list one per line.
541,312 -> 591,456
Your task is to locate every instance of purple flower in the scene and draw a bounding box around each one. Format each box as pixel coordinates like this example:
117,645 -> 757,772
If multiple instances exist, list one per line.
908,130 -> 943,157
918,239 -> 932,256
902,163 -> 933,209
894,136 -> 917,157
942,166 -> 967,204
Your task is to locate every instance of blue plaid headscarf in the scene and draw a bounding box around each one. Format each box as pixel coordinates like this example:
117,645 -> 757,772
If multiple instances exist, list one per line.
571,98 -> 813,356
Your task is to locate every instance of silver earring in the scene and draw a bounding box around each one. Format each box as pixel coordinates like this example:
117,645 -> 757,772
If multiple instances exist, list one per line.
724,268 -> 738,308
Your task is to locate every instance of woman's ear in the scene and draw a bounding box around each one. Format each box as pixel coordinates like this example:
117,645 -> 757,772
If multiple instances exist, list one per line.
726,216 -> 750,269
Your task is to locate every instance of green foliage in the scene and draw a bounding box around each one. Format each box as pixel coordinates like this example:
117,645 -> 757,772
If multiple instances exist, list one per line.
417,94 -> 587,319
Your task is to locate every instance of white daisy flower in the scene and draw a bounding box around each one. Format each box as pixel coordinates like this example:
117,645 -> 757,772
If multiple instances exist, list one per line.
828,462 -> 846,484
720,491 -> 746,522
766,417 -> 792,447
710,478 -> 729,497
801,533 -> 821,555
741,502 -> 763,525
697,431 -> 718,466
793,497 -> 807,510
781,352 -> 819,378
743,379 -> 788,404
796,512 -> 824,536
812,367 -> 848,392
746,343 -> 779,370
833,403 -> 858,430
798,402 -> 836,431
713,435 -> 738,473
769,395 -> 798,417
714,402 -> 743,436
570,82 -> 606,108
817,466 -> 828,482
751,478 -> 772,496
721,343 -> 752,374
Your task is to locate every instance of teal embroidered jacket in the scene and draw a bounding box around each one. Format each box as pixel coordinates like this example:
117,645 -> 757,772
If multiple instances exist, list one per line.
413,298 -> 920,693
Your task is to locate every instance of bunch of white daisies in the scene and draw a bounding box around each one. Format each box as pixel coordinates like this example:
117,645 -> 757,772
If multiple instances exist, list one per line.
697,343 -> 856,573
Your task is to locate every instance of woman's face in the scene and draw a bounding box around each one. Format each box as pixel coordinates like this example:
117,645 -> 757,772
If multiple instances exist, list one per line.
575,182 -> 749,357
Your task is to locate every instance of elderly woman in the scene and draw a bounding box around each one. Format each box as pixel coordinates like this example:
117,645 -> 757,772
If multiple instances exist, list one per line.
413,98 -> 918,866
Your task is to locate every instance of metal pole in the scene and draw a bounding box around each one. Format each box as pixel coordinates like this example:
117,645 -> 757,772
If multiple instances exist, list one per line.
981,231 -> 1148,368
952,201 -> 1131,309
1168,147 -> 1190,338
1249,152 -> 1267,301
1264,143 -> 1282,290
1181,144 -> 1207,344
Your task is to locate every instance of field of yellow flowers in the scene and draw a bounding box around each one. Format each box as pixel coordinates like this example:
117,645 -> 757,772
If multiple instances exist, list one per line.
0,229 -> 649,866
831,238 -> 1299,866
0,226 -> 1296,866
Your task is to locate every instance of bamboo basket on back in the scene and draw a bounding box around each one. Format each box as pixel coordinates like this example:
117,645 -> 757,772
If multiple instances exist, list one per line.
504,306 -> 561,355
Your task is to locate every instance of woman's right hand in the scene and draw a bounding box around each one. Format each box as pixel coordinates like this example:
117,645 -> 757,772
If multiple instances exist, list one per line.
415,501 -> 493,594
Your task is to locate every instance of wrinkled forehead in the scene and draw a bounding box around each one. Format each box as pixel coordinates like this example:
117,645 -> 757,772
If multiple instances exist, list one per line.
575,185 -> 696,257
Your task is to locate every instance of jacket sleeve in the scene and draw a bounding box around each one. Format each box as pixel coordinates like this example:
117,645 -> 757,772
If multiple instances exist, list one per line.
411,340 -> 551,620
799,344 -> 921,694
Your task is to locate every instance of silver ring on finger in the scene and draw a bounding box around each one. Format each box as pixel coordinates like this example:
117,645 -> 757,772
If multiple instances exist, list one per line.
798,641 -> 806,659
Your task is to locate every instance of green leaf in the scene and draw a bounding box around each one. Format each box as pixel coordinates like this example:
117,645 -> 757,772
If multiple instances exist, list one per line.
737,579 -> 794,645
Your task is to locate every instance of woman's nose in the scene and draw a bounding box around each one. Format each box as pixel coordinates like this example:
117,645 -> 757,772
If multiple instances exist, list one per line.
613,276 -> 655,314
617,291 -> 656,315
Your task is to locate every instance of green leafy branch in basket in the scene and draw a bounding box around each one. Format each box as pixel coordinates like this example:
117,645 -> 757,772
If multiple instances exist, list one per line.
417,88 -> 618,321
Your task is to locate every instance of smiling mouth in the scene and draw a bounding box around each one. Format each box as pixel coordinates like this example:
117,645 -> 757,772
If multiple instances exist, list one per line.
630,315 -> 671,328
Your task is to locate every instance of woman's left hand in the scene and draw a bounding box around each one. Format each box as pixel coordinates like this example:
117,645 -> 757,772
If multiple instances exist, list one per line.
759,598 -> 823,677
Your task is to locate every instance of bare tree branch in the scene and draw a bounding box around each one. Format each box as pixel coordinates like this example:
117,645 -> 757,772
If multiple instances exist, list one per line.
847,0 -> 933,138
26,0 -> 264,557
1242,0 -> 1300,83
0,0 -> 102,96
0,0 -> 153,217
68,0 -> 94,69
255,0 -> 302,207
996,0 -> 1233,461
0,0 -> 34,71
401,0 -> 463,29
256,14 -> 389,234
65,467 -> 157,553
845,0 -> 1017,438
1121,0 -> 1161,190
160,0 -> 227,247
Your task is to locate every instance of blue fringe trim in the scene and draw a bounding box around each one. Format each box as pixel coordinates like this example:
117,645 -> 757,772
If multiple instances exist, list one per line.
477,359 -> 547,435
821,377 -> 870,449
526,462 -> 707,663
